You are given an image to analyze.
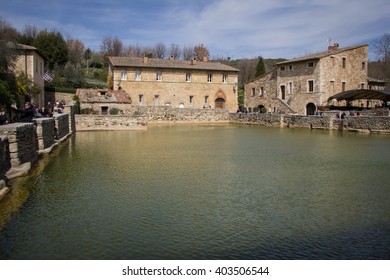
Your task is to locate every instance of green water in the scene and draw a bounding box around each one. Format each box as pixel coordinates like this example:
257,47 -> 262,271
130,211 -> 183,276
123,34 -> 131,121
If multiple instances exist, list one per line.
1,124 -> 390,259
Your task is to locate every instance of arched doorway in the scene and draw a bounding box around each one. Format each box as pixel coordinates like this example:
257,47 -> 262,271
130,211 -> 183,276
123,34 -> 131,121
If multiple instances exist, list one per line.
215,98 -> 225,109
178,102 -> 185,108
306,103 -> 316,115
258,105 -> 266,113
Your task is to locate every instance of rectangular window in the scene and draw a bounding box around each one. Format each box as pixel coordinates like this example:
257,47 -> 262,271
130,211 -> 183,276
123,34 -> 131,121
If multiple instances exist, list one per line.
289,65 -> 293,70
186,72 -> 191,82
189,95 -> 193,107
101,106 -> 108,115
342,81 -> 346,92
154,95 -> 159,106
280,66 -> 285,71
139,94 -> 143,105
251,88 -> 256,97
35,58 -> 38,73
222,74 -> 228,83
308,80 -> 314,92
260,87 -> 264,96
360,82 -> 365,89
289,82 -> 293,94
362,62 -> 366,70
135,70 -> 141,81
204,95 -> 209,105
207,73 -> 212,83
121,70 -> 127,80
156,71 -> 162,81
307,62 -> 314,68
342,58 -> 346,69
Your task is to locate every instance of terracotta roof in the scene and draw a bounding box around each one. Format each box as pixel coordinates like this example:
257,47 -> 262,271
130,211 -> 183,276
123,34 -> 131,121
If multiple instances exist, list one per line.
108,56 -> 240,72
276,44 -> 368,65
77,88 -> 132,103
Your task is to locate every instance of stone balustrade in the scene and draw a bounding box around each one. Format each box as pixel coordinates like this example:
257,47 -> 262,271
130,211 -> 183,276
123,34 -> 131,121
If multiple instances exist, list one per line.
0,111 -> 74,200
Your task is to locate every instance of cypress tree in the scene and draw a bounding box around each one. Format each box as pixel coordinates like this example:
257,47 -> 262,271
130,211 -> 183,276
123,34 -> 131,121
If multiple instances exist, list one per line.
255,56 -> 266,77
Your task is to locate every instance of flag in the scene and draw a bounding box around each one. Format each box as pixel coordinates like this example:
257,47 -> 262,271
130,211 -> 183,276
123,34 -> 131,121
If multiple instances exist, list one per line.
43,72 -> 54,82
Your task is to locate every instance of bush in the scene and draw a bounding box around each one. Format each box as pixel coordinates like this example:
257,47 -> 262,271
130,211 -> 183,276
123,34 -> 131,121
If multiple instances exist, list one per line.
80,108 -> 98,114
109,107 -> 122,115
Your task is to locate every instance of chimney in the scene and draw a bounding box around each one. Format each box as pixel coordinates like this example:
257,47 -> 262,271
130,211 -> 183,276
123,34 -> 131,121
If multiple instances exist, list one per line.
202,56 -> 208,62
333,43 -> 339,50
143,54 -> 148,64
191,57 -> 197,65
169,55 -> 174,61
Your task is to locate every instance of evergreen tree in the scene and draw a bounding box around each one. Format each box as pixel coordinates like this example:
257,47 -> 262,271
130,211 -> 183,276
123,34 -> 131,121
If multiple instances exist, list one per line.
255,56 -> 266,77
34,29 -> 68,70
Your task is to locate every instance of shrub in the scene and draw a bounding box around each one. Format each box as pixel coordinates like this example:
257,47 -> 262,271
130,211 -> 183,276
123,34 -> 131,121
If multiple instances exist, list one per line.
109,107 -> 122,115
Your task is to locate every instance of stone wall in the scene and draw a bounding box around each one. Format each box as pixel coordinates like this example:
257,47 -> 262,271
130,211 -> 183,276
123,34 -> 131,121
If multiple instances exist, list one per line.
34,118 -> 55,153
75,115 -> 147,131
0,123 -> 38,180
75,106 -> 230,130
229,113 -> 390,133
0,107 -> 75,201
55,113 -> 70,140
334,116 -> 390,133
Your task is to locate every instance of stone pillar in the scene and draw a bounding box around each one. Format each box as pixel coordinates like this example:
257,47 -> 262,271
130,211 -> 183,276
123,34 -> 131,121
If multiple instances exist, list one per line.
0,123 -> 38,179
33,118 -> 56,153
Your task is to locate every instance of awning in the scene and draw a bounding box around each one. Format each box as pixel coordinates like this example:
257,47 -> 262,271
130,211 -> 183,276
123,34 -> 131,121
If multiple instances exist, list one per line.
328,89 -> 390,102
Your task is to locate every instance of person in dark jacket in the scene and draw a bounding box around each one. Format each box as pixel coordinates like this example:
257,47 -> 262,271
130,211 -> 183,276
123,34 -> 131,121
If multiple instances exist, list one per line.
0,108 -> 8,125
11,102 -> 35,122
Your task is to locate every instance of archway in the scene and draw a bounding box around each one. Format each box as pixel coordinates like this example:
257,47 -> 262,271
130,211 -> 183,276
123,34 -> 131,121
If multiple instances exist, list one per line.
215,98 -> 225,109
258,105 -> 266,113
214,90 -> 227,109
306,103 -> 316,115
178,102 -> 185,108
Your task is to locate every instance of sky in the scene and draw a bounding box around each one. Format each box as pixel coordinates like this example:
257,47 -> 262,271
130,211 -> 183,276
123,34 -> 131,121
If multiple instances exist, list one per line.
1,0 -> 389,60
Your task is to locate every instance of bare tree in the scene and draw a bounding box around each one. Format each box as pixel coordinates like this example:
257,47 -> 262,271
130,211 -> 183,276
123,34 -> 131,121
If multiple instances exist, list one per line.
182,45 -> 193,60
126,43 -> 144,57
374,33 -> 390,63
169,43 -> 181,59
20,24 -> 39,45
155,42 -> 167,59
100,35 -> 123,57
67,38 -> 85,66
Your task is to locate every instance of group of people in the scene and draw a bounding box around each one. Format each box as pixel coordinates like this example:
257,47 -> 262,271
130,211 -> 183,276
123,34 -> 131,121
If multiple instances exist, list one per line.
0,99 -> 66,125
336,111 -> 361,119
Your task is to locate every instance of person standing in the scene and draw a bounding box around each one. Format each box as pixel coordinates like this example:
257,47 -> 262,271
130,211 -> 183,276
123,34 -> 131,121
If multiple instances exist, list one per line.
0,108 -> 8,125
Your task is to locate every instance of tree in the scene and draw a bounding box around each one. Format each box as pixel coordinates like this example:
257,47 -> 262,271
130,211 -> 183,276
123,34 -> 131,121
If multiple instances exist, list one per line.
169,43 -> 181,59
67,38 -> 85,66
154,42 -> 167,59
255,56 -> 266,77
100,35 -> 123,57
193,43 -> 209,61
34,29 -> 68,70
374,33 -> 390,63
182,45 -> 193,60
19,24 -> 39,45
0,17 -> 18,74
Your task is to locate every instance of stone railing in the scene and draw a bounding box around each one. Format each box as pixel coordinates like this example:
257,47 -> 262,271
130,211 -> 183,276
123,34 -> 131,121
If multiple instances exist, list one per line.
0,111 -> 74,200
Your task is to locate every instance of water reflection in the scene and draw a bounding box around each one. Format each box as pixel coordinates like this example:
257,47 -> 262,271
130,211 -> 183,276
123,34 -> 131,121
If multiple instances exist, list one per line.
0,125 -> 390,259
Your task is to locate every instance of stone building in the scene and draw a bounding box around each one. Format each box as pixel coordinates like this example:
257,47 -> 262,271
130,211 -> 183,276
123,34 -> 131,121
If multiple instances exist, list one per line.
77,88 -> 132,114
245,44 -> 369,114
108,56 -> 240,112
14,44 -> 45,107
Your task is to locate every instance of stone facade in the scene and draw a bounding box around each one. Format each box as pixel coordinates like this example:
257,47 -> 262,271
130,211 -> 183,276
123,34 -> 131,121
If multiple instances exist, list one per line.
245,44 -> 369,115
14,44 -> 45,107
108,56 -> 239,112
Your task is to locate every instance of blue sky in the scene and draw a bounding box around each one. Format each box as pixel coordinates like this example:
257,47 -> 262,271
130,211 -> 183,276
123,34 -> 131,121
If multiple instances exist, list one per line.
1,0 -> 389,60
